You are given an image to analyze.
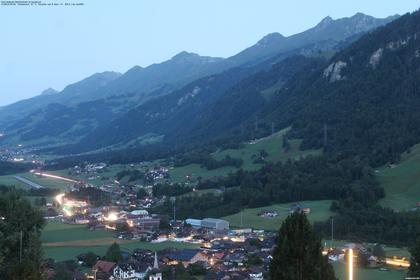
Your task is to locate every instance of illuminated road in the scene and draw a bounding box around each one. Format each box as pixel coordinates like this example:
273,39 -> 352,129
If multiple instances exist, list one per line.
14,176 -> 45,189
31,171 -> 79,183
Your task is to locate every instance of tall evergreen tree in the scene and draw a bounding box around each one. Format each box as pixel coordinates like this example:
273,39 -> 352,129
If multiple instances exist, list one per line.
105,242 -> 123,263
269,212 -> 336,280
409,237 -> 420,277
0,190 -> 45,280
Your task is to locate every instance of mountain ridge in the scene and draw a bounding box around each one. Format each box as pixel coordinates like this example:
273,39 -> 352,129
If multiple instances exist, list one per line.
0,12 -> 399,150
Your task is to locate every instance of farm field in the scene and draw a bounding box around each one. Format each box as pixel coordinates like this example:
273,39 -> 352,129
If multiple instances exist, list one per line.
222,200 -> 333,231
169,164 -> 236,183
378,143 -> 420,210
41,221 -> 199,261
324,240 -> 409,279
41,221 -> 114,243
212,128 -> 321,171
169,129 -> 321,183
332,262 -> 406,280
43,241 -> 199,262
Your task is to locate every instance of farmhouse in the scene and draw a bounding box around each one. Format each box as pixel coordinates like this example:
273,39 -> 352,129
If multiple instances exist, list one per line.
92,260 -> 116,280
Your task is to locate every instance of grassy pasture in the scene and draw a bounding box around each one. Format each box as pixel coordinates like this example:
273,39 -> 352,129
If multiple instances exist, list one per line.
332,262 -> 406,280
378,143 -> 420,210
169,129 -> 320,183
222,200 -> 333,231
41,221 -> 198,261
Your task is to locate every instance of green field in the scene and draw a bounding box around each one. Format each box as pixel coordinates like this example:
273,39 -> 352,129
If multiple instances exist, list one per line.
41,221 -> 114,243
378,143 -> 420,210
169,129 -> 320,183
43,241 -> 199,262
41,221 -> 199,261
169,164 -> 237,183
223,200 -> 333,231
332,262 -> 406,280
213,128 -> 320,170
325,240 -> 409,279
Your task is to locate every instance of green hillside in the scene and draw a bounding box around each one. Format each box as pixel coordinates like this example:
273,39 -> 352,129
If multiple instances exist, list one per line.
222,200 -> 333,231
169,129 -> 320,183
378,143 -> 420,210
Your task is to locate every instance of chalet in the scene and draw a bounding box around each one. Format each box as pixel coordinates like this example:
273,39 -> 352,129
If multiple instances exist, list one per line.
92,260 -> 116,280
112,262 -> 151,280
148,272 -> 162,280
248,266 -> 264,280
224,251 -> 246,266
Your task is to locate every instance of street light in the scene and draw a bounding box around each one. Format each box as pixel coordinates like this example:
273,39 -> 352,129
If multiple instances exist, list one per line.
348,248 -> 353,280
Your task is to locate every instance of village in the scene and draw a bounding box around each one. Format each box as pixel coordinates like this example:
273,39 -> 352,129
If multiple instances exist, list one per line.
0,144 -> 411,280
30,162 -> 408,280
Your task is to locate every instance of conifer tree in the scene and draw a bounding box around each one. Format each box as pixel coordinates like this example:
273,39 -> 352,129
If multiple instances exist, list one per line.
269,211 -> 336,280
409,237 -> 420,277
105,242 -> 123,263
0,190 -> 45,280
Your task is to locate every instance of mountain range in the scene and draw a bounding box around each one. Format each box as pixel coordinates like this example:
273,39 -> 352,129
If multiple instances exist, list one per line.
0,12 -> 399,155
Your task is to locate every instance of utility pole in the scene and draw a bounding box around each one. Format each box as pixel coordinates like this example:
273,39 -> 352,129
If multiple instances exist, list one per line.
173,204 -> 176,223
331,217 -> 334,248
170,197 -> 176,224
323,123 -> 328,151
255,116 -> 259,131
19,230 -> 23,263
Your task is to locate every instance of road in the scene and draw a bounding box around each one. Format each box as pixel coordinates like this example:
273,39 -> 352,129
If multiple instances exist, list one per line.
14,176 -> 45,189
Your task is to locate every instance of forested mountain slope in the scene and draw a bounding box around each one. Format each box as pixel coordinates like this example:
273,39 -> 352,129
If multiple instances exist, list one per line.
0,13 -> 396,150
59,54 -> 324,154
261,10 -> 420,167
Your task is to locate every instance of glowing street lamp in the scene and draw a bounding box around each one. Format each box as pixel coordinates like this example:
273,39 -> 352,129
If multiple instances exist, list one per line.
106,212 -> 118,221
55,193 -> 65,205
348,248 -> 354,280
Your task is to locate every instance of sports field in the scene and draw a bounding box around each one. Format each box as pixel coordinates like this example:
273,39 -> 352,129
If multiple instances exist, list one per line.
222,200 -> 333,231
378,143 -> 420,210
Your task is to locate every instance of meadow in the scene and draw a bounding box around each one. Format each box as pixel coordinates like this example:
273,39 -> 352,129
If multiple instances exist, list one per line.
222,200 -> 334,231
169,129 -> 320,183
332,262 -> 406,280
41,221 -> 198,261
378,143 -> 420,210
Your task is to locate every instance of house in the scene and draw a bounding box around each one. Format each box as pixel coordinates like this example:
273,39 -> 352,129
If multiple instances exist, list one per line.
248,266 -> 264,280
130,217 -> 160,231
113,263 -> 137,280
92,260 -> 116,280
149,272 -> 162,280
164,249 -> 208,267
112,262 -> 151,280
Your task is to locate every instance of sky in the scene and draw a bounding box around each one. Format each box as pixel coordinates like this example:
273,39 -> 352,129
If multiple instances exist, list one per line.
0,0 -> 418,106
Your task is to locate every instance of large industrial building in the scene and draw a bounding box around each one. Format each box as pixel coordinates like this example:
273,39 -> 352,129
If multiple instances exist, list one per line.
185,218 -> 229,230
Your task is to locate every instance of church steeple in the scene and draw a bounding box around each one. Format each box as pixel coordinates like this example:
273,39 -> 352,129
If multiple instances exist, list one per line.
153,251 -> 159,269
